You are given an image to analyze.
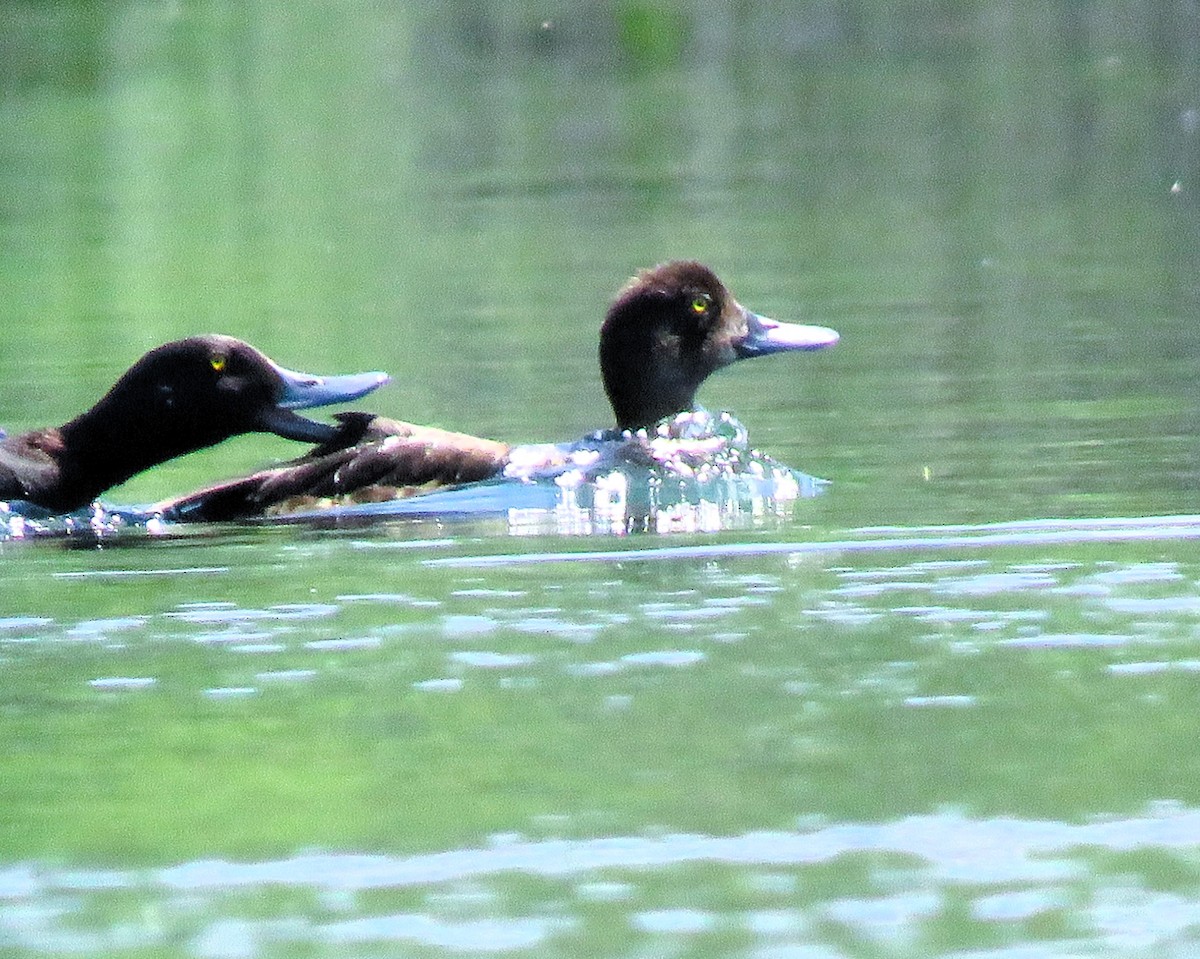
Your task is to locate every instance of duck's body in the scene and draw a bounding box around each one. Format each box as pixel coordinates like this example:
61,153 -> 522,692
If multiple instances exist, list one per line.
0,335 -> 388,513
159,412 -> 510,522
157,263 -> 838,523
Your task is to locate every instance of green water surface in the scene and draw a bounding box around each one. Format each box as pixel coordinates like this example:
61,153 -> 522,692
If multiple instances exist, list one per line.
2,3 -> 1200,957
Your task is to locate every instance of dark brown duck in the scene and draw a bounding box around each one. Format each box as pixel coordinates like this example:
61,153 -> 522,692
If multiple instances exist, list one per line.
0,334 -> 388,513
158,262 -> 838,522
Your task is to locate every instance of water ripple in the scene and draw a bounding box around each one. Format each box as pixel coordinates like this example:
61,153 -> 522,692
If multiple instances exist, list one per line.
134,807 -> 1200,892
319,913 -> 567,951
427,515 -> 1200,568
1000,634 -> 1136,649
5,808 -> 1200,956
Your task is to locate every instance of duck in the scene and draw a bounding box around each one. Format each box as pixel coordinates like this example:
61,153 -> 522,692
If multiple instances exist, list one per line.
157,262 -> 838,523
0,334 -> 388,513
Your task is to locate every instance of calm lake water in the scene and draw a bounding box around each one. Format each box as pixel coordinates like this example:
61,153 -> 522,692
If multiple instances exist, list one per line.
3,3 -> 1200,957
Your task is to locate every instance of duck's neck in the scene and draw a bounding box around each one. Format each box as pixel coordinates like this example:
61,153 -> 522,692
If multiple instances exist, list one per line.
600,327 -> 702,431
56,400 -> 207,505
606,368 -> 698,431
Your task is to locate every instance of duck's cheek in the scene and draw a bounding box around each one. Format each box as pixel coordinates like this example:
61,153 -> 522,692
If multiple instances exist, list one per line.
701,333 -> 741,370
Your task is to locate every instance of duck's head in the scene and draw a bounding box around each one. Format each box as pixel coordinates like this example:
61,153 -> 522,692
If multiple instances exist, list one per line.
86,334 -> 390,450
598,261 -> 839,430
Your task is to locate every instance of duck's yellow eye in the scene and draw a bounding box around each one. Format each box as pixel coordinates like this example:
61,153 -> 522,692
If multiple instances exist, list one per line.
210,354 -> 227,373
690,295 -> 710,315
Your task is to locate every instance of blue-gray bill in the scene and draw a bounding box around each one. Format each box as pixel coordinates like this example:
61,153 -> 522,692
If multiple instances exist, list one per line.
736,311 -> 840,358
273,365 -> 390,409
257,365 -> 390,443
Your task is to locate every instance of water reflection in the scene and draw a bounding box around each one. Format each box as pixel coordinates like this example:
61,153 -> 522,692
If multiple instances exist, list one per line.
429,514 -> 1200,566
4,807 -> 1200,956
5,527 -> 1200,955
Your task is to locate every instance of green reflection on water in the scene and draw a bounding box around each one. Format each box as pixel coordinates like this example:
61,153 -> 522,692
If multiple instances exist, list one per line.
3,536 -> 1200,868
3,4 -> 1200,955
2,0 -> 1198,525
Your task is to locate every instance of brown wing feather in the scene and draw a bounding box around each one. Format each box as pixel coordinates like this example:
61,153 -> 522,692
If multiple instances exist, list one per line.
155,414 -> 510,522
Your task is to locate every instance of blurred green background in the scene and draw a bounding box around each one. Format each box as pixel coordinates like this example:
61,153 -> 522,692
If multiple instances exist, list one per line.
3,4 -> 1200,957
2,0 -> 1197,524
